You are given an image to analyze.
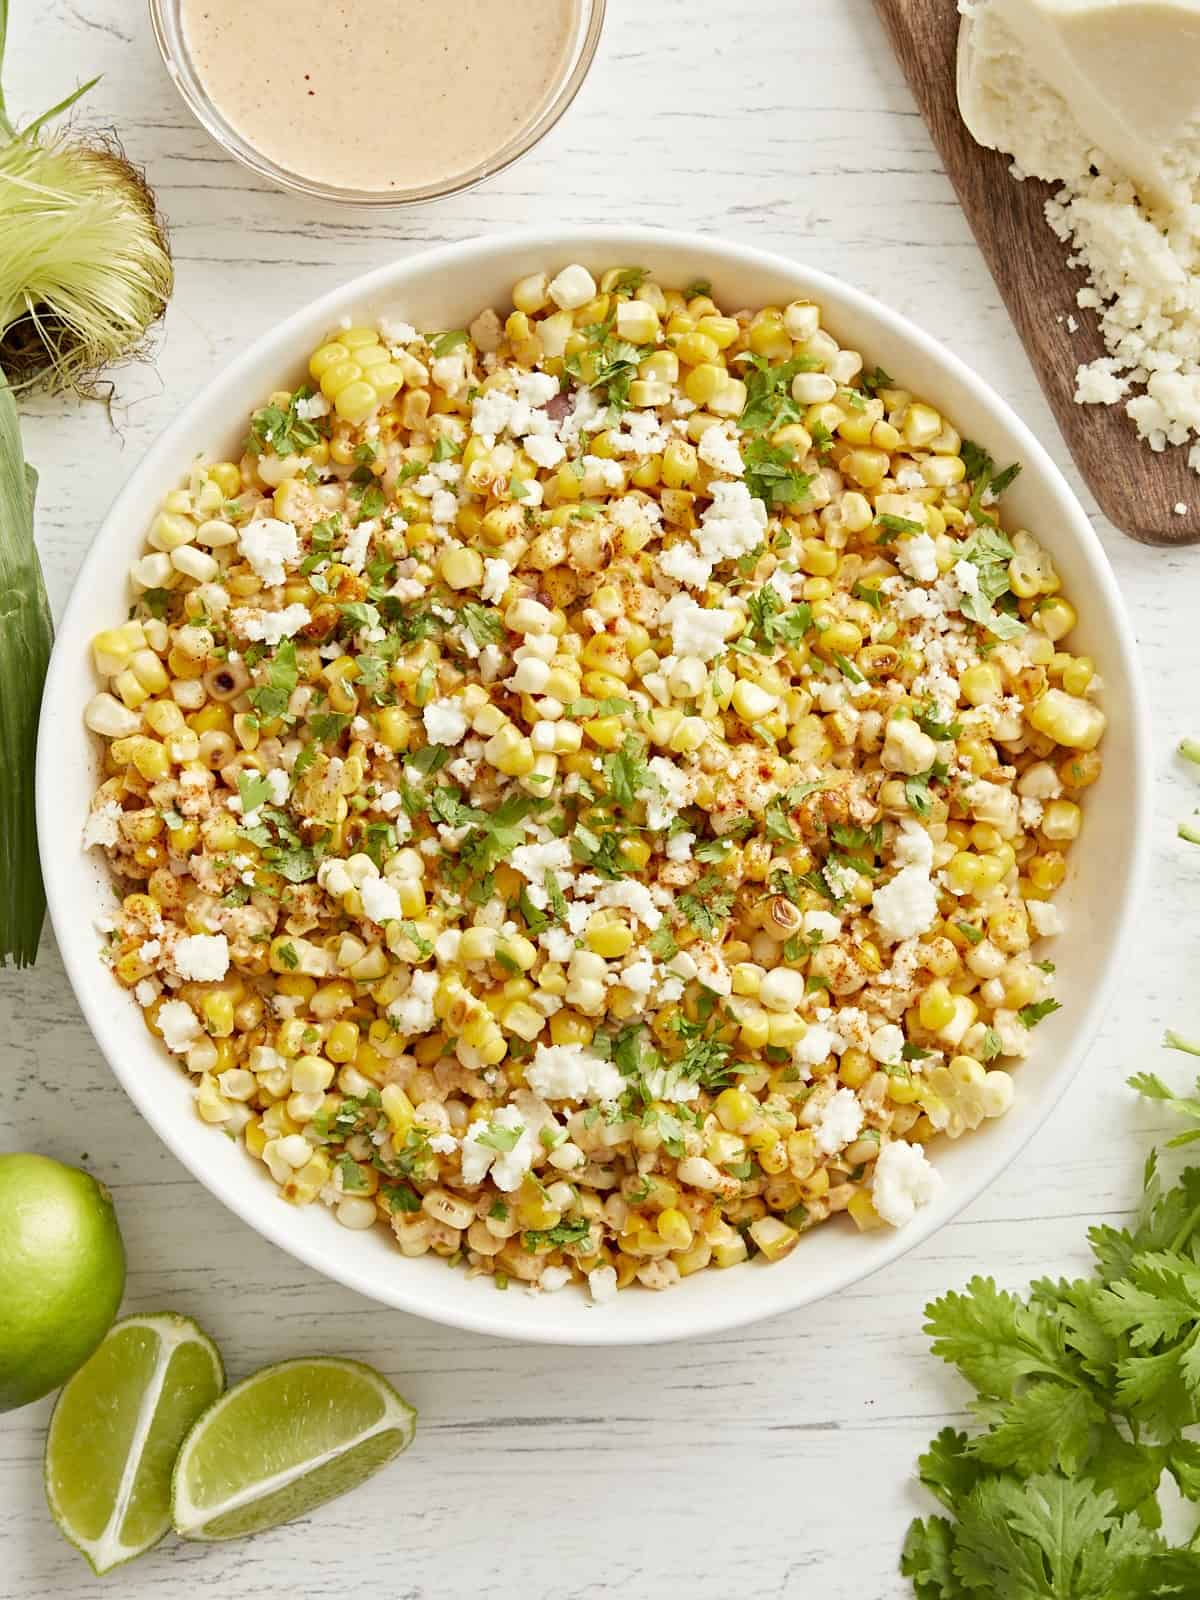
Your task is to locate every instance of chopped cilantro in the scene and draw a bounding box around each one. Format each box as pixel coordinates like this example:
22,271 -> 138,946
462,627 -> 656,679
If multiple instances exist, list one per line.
247,640 -> 298,723
275,941 -> 299,970
475,1120 -> 522,1154
1018,998 -> 1063,1028
248,389 -> 321,457
743,436 -> 814,508
875,512 -> 924,544
677,874 -> 735,937
522,1217 -> 591,1252
237,771 -> 271,815
458,603 -> 503,649
602,735 -> 651,809
429,329 -> 469,358
610,267 -> 648,295
310,712 -> 352,743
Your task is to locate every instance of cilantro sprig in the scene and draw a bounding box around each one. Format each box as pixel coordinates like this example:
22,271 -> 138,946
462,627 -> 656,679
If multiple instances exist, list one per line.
901,1096 -> 1200,1598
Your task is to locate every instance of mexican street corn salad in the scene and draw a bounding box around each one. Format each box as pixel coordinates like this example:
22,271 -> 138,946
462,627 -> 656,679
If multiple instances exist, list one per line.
82,263 -> 1104,1302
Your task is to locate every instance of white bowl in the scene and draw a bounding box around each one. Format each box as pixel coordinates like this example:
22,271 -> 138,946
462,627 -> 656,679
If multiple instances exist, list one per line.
38,227 -> 1151,1345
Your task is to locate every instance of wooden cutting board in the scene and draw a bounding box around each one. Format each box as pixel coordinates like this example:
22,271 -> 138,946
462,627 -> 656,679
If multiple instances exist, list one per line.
875,0 -> 1200,545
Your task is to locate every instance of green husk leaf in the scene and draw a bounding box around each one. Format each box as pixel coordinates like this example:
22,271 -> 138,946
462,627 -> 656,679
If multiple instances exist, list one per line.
0,365 -> 49,964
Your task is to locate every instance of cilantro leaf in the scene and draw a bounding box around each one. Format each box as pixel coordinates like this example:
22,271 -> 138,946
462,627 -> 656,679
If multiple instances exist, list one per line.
429,329 -> 469,358
522,1217 -> 591,1252
1019,999 -> 1063,1028
677,874 -> 734,938
248,389 -> 321,457
247,640 -> 298,722
602,735 -> 650,809
743,436 -> 813,508
237,771 -> 271,815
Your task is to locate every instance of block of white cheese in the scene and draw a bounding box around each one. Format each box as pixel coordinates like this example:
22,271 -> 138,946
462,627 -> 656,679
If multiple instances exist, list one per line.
958,0 -> 1200,206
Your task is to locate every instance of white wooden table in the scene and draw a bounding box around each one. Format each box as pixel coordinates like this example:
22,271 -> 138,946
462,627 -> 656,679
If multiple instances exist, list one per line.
3,3 -> 1199,1595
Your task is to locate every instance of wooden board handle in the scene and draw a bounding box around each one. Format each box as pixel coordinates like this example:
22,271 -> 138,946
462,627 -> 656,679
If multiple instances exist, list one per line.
874,0 -> 1200,545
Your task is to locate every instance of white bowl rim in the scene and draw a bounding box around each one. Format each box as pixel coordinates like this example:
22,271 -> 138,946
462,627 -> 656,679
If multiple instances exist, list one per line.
38,225 -> 1152,1345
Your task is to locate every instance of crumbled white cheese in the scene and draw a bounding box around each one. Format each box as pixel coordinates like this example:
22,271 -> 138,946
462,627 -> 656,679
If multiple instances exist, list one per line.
294,392 -> 330,421
660,592 -> 732,660
696,479 -> 768,565
174,933 -> 229,982
422,698 -> 469,746
802,910 -> 843,943
387,969 -> 437,1035
239,518 -> 299,587
959,0 -> 1200,466
813,1087 -> 865,1155
378,314 -> 417,346
697,424 -> 745,477
872,864 -> 939,942
83,800 -> 123,850
360,876 -> 402,924
524,433 -> 566,469
526,1042 -> 624,1103
641,756 -> 694,831
896,533 -> 940,583
157,999 -> 202,1054
265,768 -> 290,805
1027,898 -> 1064,937
592,880 -> 662,930
872,1138 -> 943,1227
510,837 -> 572,882
869,1024 -> 905,1064
339,519 -> 374,574
232,603 -> 310,644
893,821 -> 935,872
588,1264 -> 618,1304
666,830 -> 695,862
659,541 -> 713,590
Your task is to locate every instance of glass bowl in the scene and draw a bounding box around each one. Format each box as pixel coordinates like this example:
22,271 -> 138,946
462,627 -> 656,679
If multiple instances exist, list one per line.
148,0 -> 605,207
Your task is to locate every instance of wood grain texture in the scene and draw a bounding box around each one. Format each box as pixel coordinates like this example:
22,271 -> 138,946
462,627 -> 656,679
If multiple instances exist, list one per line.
875,0 -> 1200,546
1,3 -> 1200,1598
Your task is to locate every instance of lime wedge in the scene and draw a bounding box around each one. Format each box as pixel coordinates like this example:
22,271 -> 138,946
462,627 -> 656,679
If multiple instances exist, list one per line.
171,1357 -> 416,1541
44,1313 -> 224,1574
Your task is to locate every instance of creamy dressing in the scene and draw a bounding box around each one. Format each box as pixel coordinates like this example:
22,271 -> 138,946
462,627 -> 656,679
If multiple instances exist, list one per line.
182,0 -> 579,194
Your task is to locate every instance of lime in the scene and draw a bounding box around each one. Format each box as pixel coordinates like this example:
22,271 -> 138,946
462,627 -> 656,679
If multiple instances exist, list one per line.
0,1152 -> 125,1410
45,1313 -> 224,1574
171,1358 -> 416,1541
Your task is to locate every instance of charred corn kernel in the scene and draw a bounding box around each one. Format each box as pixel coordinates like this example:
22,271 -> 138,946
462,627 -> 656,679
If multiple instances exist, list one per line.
919,982 -> 957,1031
374,706 -> 412,751
848,1191 -> 884,1231
580,715 -> 624,751
325,1020 -> 360,1062
199,990 -> 235,1037
960,661 -> 1002,704
748,1216 -> 800,1261
439,545 -> 484,590
484,724 -> 535,776
683,363 -> 729,405
1042,799 -> 1082,841
838,1049 -> 873,1090
585,917 -> 634,959
1036,595 -> 1077,641
715,1087 -> 758,1132
381,1084 -> 415,1140
656,1208 -> 693,1249
1029,688 -> 1106,751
